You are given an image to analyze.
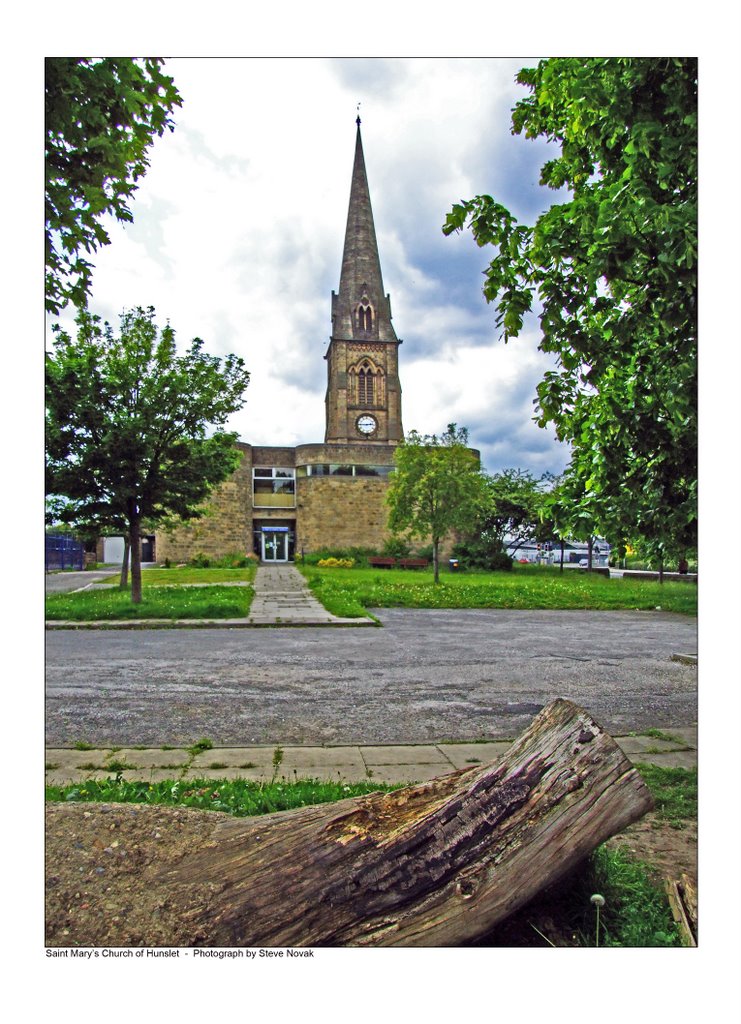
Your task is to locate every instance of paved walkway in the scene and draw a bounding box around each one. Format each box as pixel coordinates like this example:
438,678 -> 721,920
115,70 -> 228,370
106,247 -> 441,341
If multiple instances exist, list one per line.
246,564 -> 372,626
45,726 -> 697,787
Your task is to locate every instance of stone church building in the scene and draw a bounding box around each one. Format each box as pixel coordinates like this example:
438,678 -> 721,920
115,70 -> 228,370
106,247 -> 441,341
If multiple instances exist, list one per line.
157,120 -> 409,564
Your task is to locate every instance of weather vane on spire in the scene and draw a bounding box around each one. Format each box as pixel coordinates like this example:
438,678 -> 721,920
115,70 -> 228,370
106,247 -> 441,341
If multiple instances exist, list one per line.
356,102 -> 361,127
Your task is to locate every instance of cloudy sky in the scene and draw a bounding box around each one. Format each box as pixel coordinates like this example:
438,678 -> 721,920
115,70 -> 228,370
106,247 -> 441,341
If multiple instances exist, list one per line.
51,57 -> 573,477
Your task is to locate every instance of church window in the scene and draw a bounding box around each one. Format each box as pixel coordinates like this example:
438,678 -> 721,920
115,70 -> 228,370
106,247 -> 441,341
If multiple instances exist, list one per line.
348,358 -> 384,407
356,302 -> 373,333
358,366 -> 374,405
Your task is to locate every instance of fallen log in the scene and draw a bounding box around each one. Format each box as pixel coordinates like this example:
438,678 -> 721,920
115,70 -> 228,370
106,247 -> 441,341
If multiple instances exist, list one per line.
162,699 -> 654,946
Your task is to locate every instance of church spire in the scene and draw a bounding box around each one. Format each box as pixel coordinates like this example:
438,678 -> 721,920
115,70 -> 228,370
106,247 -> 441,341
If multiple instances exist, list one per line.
333,119 -> 398,344
325,120 -> 403,445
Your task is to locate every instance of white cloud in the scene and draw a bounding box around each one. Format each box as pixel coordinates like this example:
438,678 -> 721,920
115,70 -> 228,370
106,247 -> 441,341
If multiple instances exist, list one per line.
50,57 -> 570,477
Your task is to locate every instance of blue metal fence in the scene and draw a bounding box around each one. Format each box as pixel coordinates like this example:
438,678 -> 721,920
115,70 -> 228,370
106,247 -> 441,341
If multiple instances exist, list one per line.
46,533 -> 84,571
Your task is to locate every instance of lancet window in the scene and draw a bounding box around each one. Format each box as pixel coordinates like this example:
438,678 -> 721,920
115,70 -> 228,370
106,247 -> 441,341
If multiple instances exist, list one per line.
356,298 -> 374,334
349,358 -> 385,408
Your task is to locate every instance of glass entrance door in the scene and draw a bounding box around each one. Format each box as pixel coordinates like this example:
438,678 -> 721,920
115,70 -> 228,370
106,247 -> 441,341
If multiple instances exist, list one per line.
261,530 -> 288,562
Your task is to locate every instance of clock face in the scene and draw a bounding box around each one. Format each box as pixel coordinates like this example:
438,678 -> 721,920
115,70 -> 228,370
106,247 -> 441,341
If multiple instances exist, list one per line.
357,415 -> 377,435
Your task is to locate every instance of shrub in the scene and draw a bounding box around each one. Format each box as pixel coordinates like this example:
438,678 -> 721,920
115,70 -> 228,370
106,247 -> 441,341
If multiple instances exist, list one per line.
317,557 -> 355,568
381,536 -> 411,559
214,551 -> 251,568
188,551 -> 257,569
452,537 -> 513,571
302,547 -> 375,567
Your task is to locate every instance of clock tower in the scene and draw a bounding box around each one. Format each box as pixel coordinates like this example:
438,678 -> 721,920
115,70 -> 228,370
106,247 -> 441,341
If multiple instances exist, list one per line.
324,119 -> 403,445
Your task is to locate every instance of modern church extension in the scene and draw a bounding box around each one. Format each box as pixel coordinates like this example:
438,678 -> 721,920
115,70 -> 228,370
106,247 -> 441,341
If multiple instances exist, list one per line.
157,120 -> 408,564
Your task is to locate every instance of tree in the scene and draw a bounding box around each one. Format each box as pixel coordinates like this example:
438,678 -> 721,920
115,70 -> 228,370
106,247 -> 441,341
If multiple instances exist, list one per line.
46,306 -> 250,603
46,58 -> 183,314
386,425 -> 487,583
444,58 -> 697,562
452,468 -> 552,569
482,468 -> 553,557
545,470 -> 603,572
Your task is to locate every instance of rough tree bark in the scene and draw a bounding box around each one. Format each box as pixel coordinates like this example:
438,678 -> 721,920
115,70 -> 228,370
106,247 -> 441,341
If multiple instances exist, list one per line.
162,699 -> 653,947
118,536 -> 130,590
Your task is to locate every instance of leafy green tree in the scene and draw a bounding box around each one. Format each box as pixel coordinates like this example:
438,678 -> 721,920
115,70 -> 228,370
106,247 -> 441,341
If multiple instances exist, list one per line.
482,468 -> 553,556
444,58 -> 697,562
386,424 -> 487,583
46,58 -> 183,314
453,468 -> 552,569
46,306 -> 250,603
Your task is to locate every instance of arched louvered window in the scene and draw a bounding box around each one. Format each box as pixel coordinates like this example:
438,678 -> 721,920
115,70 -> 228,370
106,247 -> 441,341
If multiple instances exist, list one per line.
358,365 -> 374,405
356,302 -> 373,333
349,358 -> 384,407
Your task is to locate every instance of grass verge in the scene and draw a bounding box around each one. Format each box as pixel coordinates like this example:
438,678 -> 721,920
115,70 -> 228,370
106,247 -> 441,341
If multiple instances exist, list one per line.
45,776 -> 400,816
46,584 -> 253,621
634,764 -> 697,827
101,567 -> 256,586
299,564 -> 698,616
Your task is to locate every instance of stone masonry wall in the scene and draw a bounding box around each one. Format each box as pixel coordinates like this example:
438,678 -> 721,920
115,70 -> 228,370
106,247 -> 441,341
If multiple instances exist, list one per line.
296,442 -> 396,467
296,476 -> 393,552
155,445 -> 253,563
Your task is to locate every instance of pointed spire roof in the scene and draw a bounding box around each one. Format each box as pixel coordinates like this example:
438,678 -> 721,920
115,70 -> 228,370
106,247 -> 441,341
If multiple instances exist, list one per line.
333,119 -> 398,343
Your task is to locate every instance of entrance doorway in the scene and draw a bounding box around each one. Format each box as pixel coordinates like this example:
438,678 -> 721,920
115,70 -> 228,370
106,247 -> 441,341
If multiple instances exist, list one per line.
256,525 -> 294,562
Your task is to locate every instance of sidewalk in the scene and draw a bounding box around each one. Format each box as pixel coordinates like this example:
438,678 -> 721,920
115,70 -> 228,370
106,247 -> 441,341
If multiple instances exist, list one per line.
245,564 -> 373,626
46,563 -> 375,629
45,726 -> 697,787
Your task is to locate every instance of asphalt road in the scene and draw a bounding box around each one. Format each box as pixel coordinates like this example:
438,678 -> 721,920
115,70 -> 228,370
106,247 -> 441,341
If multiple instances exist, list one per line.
45,608 -> 697,746
45,570 -> 118,594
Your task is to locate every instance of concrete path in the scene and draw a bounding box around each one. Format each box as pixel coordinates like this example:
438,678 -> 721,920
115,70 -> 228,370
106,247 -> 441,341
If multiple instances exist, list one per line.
45,725 -> 697,787
246,564 -> 373,626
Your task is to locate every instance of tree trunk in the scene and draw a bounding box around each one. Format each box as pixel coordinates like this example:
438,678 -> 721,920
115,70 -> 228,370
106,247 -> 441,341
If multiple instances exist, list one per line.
119,536 -> 130,590
129,508 -> 142,604
587,535 -> 594,571
559,538 -> 565,573
162,699 -> 653,947
432,538 -> 440,584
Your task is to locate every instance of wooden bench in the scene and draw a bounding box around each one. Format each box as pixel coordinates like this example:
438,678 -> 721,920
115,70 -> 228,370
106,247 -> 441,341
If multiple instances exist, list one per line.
397,558 -> 429,569
368,557 -> 397,568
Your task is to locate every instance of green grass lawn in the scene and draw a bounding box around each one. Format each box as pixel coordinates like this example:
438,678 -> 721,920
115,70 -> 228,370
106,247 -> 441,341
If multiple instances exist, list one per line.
45,776 -> 400,815
299,564 -> 698,616
632,764 -> 697,827
46,583 -> 254,621
46,565 -> 257,621
97,566 -> 256,586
